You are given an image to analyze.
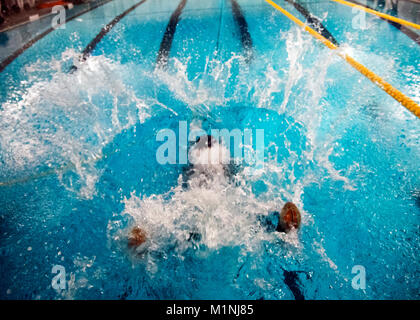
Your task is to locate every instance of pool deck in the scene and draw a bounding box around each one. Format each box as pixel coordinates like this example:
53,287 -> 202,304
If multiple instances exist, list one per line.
0,1 -> 114,33
0,3 -> 75,33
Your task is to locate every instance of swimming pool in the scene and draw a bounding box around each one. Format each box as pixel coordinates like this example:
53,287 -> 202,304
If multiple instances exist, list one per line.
0,0 -> 419,300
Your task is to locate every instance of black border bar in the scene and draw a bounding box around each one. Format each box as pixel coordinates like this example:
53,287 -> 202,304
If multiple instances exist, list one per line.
0,300 -> 416,318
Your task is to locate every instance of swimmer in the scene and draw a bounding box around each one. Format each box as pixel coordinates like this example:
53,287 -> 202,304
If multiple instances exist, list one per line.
183,134 -> 233,187
128,134 -> 301,249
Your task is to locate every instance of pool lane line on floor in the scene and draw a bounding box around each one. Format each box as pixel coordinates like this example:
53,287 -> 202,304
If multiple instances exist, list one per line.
215,0 -> 225,54
343,0 -> 420,46
285,0 -> 339,46
230,0 -> 254,63
330,0 -> 420,30
70,0 -> 148,72
264,0 -> 420,118
155,0 -> 187,69
0,0 -> 115,73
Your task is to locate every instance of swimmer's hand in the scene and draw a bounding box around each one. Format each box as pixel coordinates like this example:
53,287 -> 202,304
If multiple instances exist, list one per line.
277,202 -> 301,233
128,226 -> 147,248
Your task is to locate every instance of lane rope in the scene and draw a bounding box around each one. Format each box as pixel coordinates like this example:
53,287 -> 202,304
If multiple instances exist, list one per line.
330,0 -> 420,30
265,0 -> 420,118
331,0 -> 420,46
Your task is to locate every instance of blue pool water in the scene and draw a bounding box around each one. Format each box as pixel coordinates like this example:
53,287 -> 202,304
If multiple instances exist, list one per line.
0,0 -> 419,299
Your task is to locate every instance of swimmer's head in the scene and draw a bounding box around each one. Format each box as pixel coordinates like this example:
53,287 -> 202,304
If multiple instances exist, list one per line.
194,135 -> 215,149
189,135 -> 230,167
186,135 -> 232,186
277,202 -> 301,233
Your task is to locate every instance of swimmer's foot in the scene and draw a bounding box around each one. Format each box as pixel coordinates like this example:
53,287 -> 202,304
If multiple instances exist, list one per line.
276,202 -> 301,233
128,226 -> 147,248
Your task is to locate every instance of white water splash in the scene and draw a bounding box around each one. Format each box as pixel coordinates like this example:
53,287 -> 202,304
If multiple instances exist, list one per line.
0,50 -> 151,198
